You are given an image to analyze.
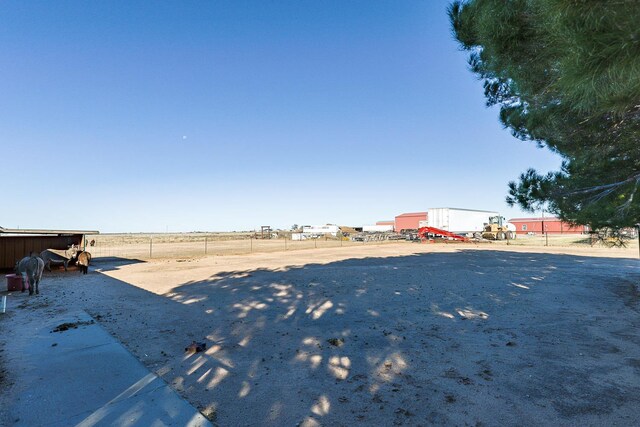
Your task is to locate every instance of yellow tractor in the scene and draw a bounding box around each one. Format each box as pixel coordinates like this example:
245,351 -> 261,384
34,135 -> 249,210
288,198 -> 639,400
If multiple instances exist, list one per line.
482,216 -> 516,240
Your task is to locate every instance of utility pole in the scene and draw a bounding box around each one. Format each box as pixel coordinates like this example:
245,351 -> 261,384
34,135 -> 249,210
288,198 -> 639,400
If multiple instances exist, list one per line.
542,210 -> 548,246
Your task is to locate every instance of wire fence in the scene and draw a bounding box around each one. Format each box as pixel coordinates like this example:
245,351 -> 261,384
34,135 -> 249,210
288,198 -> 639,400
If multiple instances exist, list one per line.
498,233 -> 640,249
83,234 -> 410,260
81,232 -> 640,261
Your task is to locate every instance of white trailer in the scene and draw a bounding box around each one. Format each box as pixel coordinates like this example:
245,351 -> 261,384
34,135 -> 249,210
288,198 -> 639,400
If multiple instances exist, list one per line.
427,208 -> 499,234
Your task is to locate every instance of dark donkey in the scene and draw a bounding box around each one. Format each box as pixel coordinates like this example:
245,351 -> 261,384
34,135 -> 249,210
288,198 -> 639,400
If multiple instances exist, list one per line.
40,250 -> 70,272
15,255 -> 45,295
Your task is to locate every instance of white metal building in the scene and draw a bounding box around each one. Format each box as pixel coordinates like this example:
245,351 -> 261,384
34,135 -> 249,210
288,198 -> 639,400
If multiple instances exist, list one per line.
302,225 -> 341,236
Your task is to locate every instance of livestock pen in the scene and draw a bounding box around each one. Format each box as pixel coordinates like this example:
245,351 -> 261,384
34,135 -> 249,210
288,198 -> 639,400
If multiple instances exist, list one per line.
0,226 -> 99,270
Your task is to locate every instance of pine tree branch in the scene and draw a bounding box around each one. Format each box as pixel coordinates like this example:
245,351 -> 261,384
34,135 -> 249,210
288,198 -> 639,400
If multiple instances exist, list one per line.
563,173 -> 640,197
616,175 -> 640,214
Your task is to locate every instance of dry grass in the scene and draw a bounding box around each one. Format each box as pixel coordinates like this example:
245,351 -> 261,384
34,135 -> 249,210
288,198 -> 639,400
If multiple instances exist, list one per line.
497,234 -> 640,249
84,232 -> 392,260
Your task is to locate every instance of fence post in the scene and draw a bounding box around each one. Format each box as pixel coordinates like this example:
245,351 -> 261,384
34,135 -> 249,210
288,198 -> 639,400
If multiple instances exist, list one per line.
284,236 -> 287,251
205,236 -> 208,255
314,238 -> 317,249
250,237 -> 253,253
149,236 -> 153,258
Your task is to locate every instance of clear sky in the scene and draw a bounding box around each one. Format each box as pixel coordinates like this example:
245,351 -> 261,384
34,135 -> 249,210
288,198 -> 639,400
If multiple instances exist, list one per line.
1,1 -> 561,232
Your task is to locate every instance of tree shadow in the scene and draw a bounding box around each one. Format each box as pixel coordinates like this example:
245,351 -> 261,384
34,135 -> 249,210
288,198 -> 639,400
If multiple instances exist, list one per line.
44,250 -> 640,426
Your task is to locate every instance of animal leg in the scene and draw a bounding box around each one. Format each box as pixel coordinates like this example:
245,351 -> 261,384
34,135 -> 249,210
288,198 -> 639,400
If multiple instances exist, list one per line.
27,273 -> 34,296
36,266 -> 43,294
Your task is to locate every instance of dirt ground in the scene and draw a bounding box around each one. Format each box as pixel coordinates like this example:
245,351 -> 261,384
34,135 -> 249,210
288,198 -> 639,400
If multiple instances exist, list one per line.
1,243 -> 639,426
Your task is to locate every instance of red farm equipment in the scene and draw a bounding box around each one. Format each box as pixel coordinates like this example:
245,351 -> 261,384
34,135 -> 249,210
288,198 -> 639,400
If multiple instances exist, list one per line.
417,226 -> 470,242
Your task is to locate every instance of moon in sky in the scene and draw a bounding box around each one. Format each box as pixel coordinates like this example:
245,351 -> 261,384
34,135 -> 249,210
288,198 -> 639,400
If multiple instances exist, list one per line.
182,135 -> 187,140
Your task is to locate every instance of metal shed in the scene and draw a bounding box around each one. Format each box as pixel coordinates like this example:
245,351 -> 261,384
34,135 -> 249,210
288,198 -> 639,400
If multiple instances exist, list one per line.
507,217 -> 589,235
0,226 -> 99,270
394,212 -> 428,233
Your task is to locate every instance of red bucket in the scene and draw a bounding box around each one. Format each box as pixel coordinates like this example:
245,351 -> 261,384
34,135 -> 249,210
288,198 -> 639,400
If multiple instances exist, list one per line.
6,274 -> 27,292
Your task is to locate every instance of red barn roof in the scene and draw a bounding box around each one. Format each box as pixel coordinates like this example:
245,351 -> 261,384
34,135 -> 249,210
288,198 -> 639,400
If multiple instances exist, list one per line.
396,212 -> 428,217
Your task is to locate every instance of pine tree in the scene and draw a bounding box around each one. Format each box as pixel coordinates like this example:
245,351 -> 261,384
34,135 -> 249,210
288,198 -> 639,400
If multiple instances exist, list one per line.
449,0 -> 640,229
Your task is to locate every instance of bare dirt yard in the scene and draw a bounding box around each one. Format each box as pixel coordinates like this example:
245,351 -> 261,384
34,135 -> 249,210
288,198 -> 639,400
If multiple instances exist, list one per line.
1,242 -> 639,426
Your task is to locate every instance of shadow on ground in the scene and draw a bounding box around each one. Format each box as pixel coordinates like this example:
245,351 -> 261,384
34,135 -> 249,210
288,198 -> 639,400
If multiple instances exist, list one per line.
11,250 -> 640,426
92,256 -> 146,272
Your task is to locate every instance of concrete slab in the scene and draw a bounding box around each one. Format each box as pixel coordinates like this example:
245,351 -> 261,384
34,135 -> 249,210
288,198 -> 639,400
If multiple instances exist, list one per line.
3,310 -> 211,427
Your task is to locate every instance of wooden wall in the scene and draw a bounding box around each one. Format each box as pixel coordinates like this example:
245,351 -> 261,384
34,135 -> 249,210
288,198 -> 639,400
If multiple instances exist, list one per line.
0,235 -> 83,270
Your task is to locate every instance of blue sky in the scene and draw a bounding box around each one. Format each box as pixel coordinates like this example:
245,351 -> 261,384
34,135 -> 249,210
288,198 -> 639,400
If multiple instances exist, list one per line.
1,1 -> 561,232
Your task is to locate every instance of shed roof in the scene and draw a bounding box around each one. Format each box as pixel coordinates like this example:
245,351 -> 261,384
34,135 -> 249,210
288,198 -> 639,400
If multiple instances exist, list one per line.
429,207 -> 499,213
0,226 -> 99,236
395,212 -> 428,218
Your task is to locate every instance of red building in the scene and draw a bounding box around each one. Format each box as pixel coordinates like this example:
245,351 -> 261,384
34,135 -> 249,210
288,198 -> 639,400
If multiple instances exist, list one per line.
508,217 -> 589,235
395,212 -> 428,232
